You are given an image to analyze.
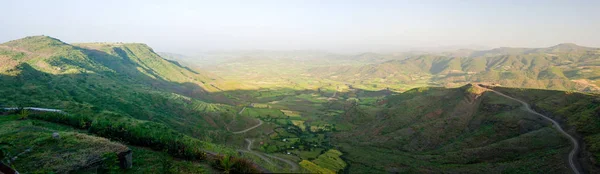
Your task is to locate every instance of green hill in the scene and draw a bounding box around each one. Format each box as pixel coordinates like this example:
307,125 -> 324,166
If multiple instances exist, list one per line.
3,36 -> 600,173
0,36 -> 275,145
332,84 -> 600,173
0,36 -> 276,172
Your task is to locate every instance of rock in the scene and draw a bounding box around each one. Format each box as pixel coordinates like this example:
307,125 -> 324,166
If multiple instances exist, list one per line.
117,149 -> 133,169
52,132 -> 60,139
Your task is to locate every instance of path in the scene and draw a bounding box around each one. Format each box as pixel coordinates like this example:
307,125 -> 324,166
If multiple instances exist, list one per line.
236,138 -> 276,166
239,138 -> 299,171
481,85 -> 581,174
238,107 -> 246,115
231,119 -> 263,134
232,106 -> 299,171
263,153 -> 299,171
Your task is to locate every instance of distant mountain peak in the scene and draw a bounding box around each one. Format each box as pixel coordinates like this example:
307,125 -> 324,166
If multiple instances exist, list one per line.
545,43 -> 593,52
2,35 -> 68,48
15,35 -> 63,43
553,43 -> 580,47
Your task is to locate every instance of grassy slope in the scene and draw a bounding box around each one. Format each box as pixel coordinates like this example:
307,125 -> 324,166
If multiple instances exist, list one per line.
0,115 -> 128,173
0,36 -> 273,172
332,85 -> 587,173
0,114 -> 225,173
491,87 -> 600,173
0,36 -> 243,141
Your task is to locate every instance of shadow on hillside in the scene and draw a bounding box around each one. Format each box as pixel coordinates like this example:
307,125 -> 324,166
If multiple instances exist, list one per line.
0,63 -> 233,137
0,63 -> 394,137
74,46 -> 233,104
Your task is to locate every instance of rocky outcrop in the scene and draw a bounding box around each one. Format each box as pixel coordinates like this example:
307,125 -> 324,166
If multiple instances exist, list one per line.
117,149 -> 132,169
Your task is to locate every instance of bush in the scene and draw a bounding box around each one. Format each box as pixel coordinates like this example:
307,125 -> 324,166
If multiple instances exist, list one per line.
27,112 -> 263,173
210,154 -> 261,173
100,152 -> 120,173
18,109 -> 28,120
88,117 -> 207,161
29,112 -> 92,129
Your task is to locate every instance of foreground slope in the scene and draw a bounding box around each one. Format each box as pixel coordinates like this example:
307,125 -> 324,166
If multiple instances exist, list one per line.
0,115 -> 129,173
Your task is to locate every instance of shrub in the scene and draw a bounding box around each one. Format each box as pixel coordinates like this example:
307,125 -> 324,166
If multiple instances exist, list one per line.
100,152 -> 120,173
29,112 -> 92,129
88,117 -> 207,161
231,157 -> 261,173
210,154 -> 261,173
18,109 -> 28,120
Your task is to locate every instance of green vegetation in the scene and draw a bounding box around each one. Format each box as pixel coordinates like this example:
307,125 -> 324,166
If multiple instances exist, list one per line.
0,115 -> 129,173
188,44 -> 600,93
311,149 -> 346,172
332,86 -> 575,173
3,36 -> 600,173
491,87 -> 600,168
300,160 -> 335,174
210,154 -> 261,173
127,146 -> 209,174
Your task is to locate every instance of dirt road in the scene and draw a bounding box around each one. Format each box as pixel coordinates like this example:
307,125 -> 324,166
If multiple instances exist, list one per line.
240,138 -> 299,171
231,119 -> 263,134
484,87 -> 581,174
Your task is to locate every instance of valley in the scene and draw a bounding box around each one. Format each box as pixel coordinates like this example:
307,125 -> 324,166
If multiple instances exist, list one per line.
2,1 -> 599,173
1,36 -> 600,173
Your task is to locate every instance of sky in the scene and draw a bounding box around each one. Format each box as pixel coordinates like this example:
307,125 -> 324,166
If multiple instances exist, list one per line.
1,0 -> 599,54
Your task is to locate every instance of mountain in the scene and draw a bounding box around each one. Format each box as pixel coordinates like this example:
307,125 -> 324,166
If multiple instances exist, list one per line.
467,43 -> 598,57
3,36 -> 600,173
308,44 -> 600,92
0,36 -> 248,137
332,84 -> 600,173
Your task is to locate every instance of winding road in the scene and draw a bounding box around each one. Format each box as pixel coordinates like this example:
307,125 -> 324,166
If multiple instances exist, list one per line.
236,139 -> 276,166
231,107 -> 299,171
238,138 -> 299,171
231,119 -> 264,134
482,86 -> 581,174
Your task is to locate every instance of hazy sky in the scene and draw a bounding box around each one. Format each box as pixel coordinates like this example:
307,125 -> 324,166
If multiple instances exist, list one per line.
1,0 -> 599,54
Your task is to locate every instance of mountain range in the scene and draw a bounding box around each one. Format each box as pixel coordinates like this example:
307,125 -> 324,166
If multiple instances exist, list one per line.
1,36 -> 600,173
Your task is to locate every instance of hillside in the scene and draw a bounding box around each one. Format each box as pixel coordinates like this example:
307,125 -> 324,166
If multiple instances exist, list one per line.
0,36 -> 282,173
308,44 -> 600,92
3,36 -> 600,173
0,36 -> 246,134
332,84 -> 600,173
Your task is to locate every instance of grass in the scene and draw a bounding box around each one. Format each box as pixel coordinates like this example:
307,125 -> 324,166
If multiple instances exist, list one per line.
311,149 -> 346,172
492,87 -> 600,165
124,146 -> 209,174
242,108 -> 286,118
281,109 -> 301,117
19,111 -> 269,173
299,160 -> 335,174
330,85 -> 576,173
0,115 -> 129,173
